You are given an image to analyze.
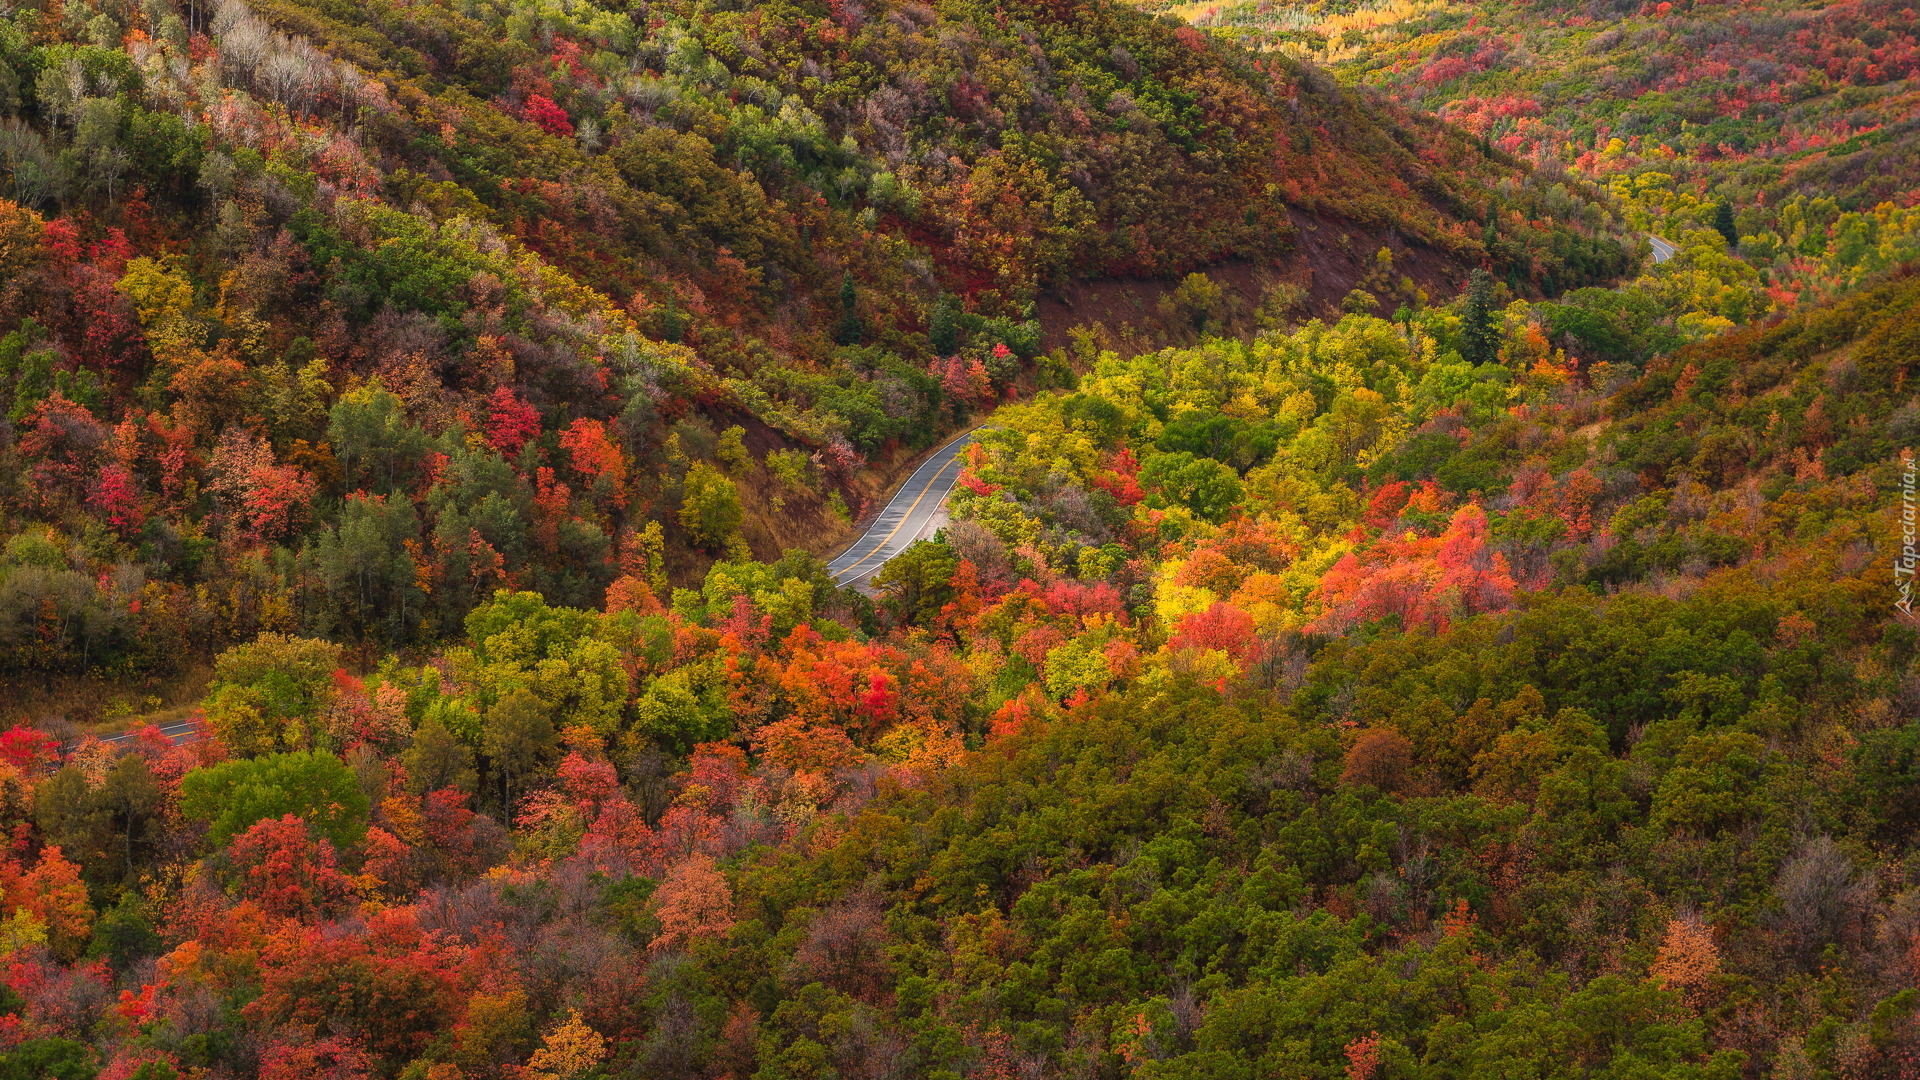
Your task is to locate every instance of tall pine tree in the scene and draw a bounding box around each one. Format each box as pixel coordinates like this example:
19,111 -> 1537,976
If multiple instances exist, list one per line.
836,273 -> 864,346
928,293 -> 958,355
1713,201 -> 1738,249
1460,268 -> 1501,366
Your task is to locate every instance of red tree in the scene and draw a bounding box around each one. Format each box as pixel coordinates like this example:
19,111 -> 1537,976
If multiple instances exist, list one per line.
483,386 -> 541,457
1168,602 -> 1258,665
225,815 -> 354,921
525,94 -> 575,137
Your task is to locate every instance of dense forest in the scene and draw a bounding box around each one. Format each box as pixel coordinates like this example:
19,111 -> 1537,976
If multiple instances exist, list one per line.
0,0 -> 1632,689
0,0 -> 1916,1076
1135,0 -> 1920,316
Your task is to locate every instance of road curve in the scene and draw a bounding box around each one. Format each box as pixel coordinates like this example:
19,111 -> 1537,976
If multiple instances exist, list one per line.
56,434 -> 982,752
1647,233 -> 1678,264
828,427 -> 979,588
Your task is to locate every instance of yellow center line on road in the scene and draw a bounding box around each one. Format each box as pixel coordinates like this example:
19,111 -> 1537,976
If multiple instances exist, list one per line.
833,453 -> 963,582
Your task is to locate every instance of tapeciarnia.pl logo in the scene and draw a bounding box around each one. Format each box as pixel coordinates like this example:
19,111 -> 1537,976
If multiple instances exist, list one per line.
1899,448 -> 1916,618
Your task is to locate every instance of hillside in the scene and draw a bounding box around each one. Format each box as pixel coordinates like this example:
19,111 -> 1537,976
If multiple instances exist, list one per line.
1132,0 -> 1920,316
0,0 -> 1634,695
3,257 -> 1917,1078
4,0 -> 1920,1077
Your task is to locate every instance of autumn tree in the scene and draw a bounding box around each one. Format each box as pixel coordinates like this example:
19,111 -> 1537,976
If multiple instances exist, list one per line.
1649,910 -> 1719,1006
652,854 -> 735,954
178,749 -> 370,850
1342,729 -> 1415,794
223,814 -> 354,920
679,462 -> 743,551
526,1009 -> 608,1080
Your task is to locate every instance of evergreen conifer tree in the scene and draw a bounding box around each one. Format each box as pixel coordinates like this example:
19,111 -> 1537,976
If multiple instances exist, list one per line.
1461,268 -> 1501,366
836,273 -> 864,346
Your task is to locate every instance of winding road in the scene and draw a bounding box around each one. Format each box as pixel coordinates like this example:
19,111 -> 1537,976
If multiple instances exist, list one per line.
828,427 -> 980,588
1647,233 -> 1677,264
62,432 -> 980,750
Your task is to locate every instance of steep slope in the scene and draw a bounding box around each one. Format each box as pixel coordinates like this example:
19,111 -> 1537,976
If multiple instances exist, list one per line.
1132,0 -> 1920,315
0,0 -> 1633,686
4,261 -> 1916,1079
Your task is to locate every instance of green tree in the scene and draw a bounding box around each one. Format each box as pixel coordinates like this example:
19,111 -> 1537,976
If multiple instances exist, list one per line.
929,293 -> 959,355
871,540 -> 959,626
178,749 -> 370,851
0,1038 -> 97,1080
1043,636 -> 1111,701
835,272 -> 863,346
85,892 -> 161,973
91,755 -> 161,885
403,715 -> 479,796
1139,452 -> 1243,524
483,690 -> 558,809
422,441 -> 535,635
1160,272 -> 1228,336
679,462 -> 743,551
1712,201 -> 1738,249
717,426 -> 752,473
631,668 -> 731,754
70,97 -> 128,203
454,591 -> 628,731
326,382 -> 432,496
1460,268 -> 1500,366
301,493 -> 424,644
33,767 -> 112,883
202,634 -> 343,756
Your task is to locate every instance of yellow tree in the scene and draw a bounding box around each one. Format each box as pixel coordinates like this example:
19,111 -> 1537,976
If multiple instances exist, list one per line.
525,1008 -> 607,1080
114,255 -> 199,365
0,198 -> 45,282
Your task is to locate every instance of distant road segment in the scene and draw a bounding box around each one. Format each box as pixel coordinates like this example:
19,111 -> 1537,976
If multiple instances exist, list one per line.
1647,234 -> 1678,263
828,428 -> 979,588
61,716 -> 205,758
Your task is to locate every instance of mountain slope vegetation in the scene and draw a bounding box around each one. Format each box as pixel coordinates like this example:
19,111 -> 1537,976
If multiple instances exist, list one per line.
0,0 -> 1631,685
2,0 -> 1918,1078
1135,0 -> 1920,315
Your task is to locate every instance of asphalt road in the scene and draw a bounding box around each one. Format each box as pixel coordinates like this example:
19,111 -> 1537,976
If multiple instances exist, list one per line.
828,428 -> 979,588
51,716 -> 205,762
68,717 -> 205,753
1647,233 -> 1677,264
54,433 -> 982,754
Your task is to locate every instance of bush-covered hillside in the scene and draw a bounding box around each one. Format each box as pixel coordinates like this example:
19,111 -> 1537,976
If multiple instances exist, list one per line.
6,0 -> 1920,1077
1136,0 -> 1920,316
2,254 -> 1918,1074
0,0 -> 1633,693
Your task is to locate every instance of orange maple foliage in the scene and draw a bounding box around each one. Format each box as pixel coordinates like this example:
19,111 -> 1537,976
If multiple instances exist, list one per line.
652,854 -> 735,954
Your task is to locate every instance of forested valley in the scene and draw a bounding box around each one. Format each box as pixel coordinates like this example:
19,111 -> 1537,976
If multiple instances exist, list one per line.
0,0 -> 1914,1076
